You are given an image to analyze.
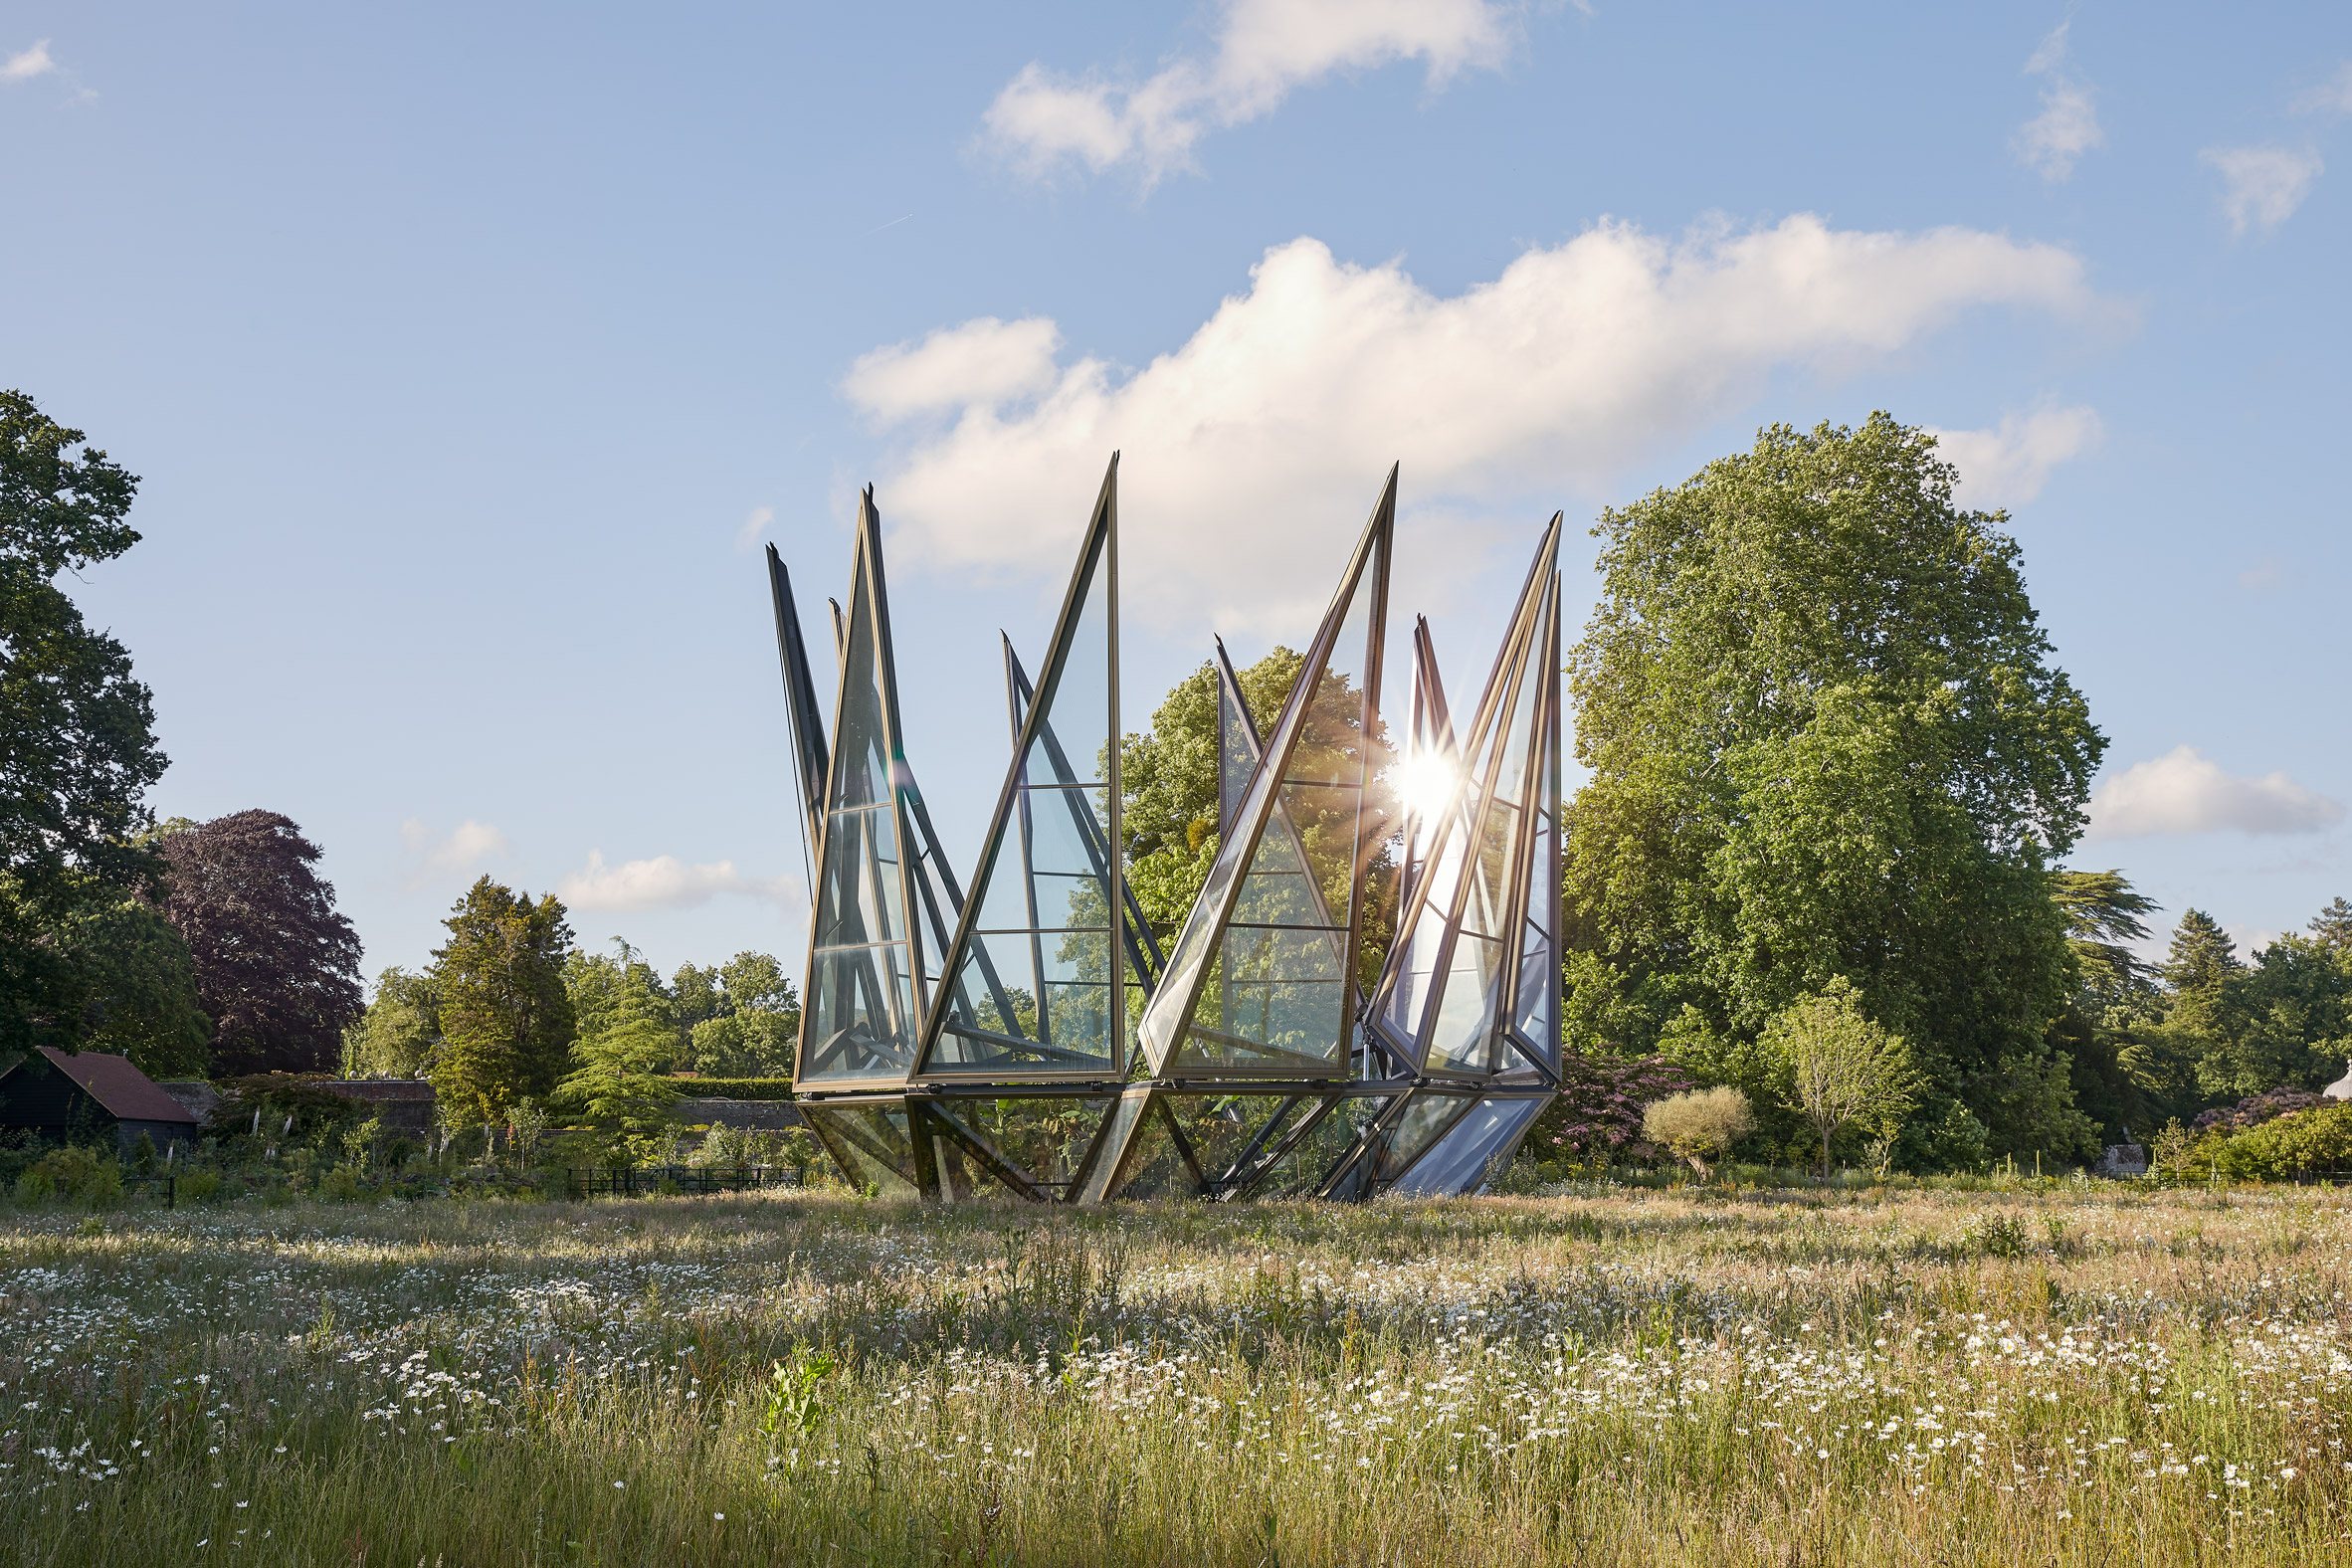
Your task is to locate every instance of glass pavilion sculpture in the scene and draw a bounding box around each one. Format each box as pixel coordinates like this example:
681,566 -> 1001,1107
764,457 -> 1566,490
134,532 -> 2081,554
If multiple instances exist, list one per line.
770,457 -> 1563,1202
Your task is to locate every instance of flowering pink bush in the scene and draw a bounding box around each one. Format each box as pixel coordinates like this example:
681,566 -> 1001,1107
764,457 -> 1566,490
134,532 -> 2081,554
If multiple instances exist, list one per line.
1529,1052 -> 1693,1161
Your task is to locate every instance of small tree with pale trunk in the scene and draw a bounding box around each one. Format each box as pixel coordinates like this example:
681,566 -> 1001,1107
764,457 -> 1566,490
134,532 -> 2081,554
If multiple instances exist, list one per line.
1768,981 -> 1915,1179
1642,1086 -> 1755,1181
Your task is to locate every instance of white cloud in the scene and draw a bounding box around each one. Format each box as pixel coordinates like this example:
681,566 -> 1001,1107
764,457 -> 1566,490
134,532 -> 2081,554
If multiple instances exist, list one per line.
848,318 -> 1063,421
983,0 -> 1515,184
2013,24 -> 2104,183
2291,61 -> 2352,116
2086,745 -> 2345,839
2201,144 -> 2324,235
2,39 -> 58,82
558,851 -> 797,913
399,819 -> 513,886
1925,404 -> 2102,510
735,504 -> 774,551
847,216 -> 2106,633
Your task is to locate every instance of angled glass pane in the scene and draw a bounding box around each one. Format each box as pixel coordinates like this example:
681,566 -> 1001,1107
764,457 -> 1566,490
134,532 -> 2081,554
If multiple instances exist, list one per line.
1362,1092 -> 1476,1194
918,497 -> 1120,1078
1142,474 -> 1392,1076
800,514 -> 926,1088
803,1104 -> 918,1195
813,806 -> 908,949
1163,1093 -> 1316,1196
1218,660 -> 1255,837
952,1096 -> 1113,1199
827,554 -> 889,811
1509,736 -> 1560,1070
1106,1099 -> 1196,1201
1080,1091 -> 1152,1202
1388,1096 -> 1546,1197
1245,1096 -> 1391,1200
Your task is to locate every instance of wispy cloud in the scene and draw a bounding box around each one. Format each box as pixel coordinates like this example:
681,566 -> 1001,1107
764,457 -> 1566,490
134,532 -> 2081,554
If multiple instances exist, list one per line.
2086,745 -> 2345,839
557,851 -> 797,913
2,39 -> 59,83
2201,143 -> 2323,235
983,0 -> 1516,186
735,505 -> 775,551
399,819 -> 513,886
1925,404 -> 2102,510
2291,61 -> 2352,117
2013,23 -> 2104,183
846,216 -> 2109,633
2239,555 -> 2284,591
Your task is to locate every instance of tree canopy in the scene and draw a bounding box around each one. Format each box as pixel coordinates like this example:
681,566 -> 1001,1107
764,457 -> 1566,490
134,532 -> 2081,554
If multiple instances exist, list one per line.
154,811 -> 364,1074
1562,414 -> 2106,1166
430,878 -> 575,1120
0,390 -> 167,1056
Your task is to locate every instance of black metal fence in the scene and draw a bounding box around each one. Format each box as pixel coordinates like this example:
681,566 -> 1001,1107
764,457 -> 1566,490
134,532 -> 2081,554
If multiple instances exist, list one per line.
121,1175 -> 177,1207
564,1164 -> 805,1199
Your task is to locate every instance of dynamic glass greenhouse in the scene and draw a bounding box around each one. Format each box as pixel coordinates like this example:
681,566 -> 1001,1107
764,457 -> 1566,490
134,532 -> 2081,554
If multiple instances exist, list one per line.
766,458 -> 1562,1201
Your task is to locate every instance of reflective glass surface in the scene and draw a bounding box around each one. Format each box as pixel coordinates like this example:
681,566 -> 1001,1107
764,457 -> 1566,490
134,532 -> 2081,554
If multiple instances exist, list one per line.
1387,1096 -> 1544,1197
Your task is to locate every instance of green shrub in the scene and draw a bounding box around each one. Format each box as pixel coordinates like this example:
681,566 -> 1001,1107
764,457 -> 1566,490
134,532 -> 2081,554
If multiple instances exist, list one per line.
317,1164 -> 364,1202
2216,1102 -> 2352,1178
177,1169 -> 223,1203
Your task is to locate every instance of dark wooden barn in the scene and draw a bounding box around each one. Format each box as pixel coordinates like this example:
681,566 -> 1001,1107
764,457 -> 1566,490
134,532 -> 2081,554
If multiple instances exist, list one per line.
0,1048 -> 202,1157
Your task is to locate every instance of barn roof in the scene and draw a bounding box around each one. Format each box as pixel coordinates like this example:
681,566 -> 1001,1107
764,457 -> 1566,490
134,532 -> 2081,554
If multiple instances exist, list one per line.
33,1048 -> 201,1124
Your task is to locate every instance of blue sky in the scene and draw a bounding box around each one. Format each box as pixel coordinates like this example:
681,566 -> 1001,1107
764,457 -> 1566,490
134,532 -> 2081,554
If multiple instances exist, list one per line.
4,1 -> 2348,985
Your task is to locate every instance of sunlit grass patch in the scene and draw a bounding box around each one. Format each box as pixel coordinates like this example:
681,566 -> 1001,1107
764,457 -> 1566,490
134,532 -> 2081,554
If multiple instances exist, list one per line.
7,1185 -> 2352,1564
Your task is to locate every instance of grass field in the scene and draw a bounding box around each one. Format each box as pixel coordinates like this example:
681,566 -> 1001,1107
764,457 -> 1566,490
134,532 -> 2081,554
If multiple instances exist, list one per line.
5,1179 -> 2352,1566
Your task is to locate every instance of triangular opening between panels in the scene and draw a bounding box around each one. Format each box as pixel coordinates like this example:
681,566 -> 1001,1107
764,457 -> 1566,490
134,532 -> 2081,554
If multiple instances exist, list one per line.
797,492 -> 928,1089
1367,517 -> 1563,1079
1140,468 -> 1397,1078
915,458 -> 1130,1079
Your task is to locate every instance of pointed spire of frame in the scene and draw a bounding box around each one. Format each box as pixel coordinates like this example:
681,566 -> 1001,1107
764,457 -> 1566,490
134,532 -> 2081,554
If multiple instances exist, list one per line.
766,545 -> 832,858
913,456 -> 1130,1079
1137,466 -> 1397,1078
1364,514 -> 1562,1080
794,487 -> 931,1088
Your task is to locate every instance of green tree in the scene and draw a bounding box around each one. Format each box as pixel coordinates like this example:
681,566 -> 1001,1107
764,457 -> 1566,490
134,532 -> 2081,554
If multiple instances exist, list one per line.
1119,647 -> 1397,986
429,879 -> 576,1121
0,390 -> 167,1057
1768,982 -> 1917,1178
2047,869 -> 2169,1138
346,965 -> 442,1079
1562,414 -> 2105,1168
558,967 -> 683,1159
51,890 -> 211,1078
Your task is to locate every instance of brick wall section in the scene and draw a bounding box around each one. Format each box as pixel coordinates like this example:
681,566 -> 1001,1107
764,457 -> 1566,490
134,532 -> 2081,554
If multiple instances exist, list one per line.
317,1080 -> 438,1133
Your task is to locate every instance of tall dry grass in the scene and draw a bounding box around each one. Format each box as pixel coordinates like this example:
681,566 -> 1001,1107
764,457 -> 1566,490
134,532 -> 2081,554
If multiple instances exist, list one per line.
6,1181 -> 2352,1564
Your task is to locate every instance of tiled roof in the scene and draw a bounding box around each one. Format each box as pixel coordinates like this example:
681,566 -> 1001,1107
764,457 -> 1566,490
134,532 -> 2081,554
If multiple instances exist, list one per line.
35,1048 -> 201,1124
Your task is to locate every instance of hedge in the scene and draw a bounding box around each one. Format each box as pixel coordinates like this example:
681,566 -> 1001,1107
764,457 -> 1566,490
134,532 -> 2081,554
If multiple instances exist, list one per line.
670,1078 -> 796,1101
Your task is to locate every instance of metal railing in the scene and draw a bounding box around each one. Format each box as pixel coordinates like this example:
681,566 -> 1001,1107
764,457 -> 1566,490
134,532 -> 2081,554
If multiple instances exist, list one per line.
564,1164 -> 804,1199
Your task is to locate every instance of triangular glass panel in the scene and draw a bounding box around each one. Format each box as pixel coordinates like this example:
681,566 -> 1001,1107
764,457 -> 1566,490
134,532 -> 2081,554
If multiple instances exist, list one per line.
1104,1096 -> 1199,1201
1241,1095 -> 1391,1200
765,546 -> 832,858
797,492 -> 928,1087
1387,1094 -> 1547,1197
1323,1090 -> 1473,1201
917,460 -> 1130,1079
1366,517 -> 1562,1079
1163,1092 -> 1318,1198
1503,591 -> 1563,1078
801,1103 -> 919,1195
1142,468 -> 1395,1078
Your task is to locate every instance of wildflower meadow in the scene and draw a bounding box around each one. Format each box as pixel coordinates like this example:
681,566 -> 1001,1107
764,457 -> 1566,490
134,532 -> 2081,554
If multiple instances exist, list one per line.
6,1179 -> 2352,1565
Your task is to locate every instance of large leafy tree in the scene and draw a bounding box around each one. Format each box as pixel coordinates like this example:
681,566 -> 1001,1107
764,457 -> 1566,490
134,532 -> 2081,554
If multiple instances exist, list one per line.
2048,868 -> 2168,1138
2149,906 -> 2352,1105
0,390 -> 167,1056
431,879 -> 576,1120
1563,414 -> 2106,1167
345,964 -> 442,1079
154,811 -> 364,1074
